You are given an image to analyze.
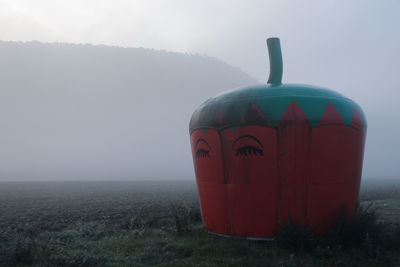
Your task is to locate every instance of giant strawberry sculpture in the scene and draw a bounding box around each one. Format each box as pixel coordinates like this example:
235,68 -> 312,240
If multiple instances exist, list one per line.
189,38 -> 366,238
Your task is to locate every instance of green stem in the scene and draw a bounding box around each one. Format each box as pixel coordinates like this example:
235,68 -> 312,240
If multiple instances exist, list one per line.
267,37 -> 283,85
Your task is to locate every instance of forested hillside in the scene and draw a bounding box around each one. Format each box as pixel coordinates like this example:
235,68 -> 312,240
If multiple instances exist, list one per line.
0,41 -> 257,180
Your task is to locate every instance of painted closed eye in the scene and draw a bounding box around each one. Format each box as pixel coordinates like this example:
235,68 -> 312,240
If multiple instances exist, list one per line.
196,149 -> 210,158
232,135 -> 264,157
195,138 -> 211,158
235,146 -> 263,157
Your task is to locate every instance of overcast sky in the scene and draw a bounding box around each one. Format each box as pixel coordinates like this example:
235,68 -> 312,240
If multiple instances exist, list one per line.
0,0 -> 399,178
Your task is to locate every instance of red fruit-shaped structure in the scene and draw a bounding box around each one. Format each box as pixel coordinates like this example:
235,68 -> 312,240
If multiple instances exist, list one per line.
189,38 -> 366,238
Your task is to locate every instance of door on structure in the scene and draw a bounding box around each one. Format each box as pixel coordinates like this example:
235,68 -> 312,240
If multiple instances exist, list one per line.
277,101 -> 312,226
221,125 -> 278,238
307,105 -> 366,232
190,128 -> 227,234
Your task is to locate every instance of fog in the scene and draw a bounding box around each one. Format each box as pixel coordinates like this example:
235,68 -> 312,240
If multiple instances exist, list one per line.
0,42 -> 256,180
0,0 -> 399,180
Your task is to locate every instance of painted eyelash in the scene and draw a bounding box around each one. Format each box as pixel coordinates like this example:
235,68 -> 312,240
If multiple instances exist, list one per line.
196,149 -> 210,158
235,146 -> 263,157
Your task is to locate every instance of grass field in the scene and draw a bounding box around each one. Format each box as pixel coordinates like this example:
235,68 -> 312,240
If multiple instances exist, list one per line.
0,178 -> 399,266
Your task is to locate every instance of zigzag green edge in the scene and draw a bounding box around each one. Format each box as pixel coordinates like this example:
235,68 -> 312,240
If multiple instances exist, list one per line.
189,84 -> 366,133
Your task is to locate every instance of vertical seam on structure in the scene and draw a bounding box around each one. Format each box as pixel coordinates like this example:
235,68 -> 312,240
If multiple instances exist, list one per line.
218,130 -> 227,185
294,108 -> 298,222
305,126 -> 312,223
276,127 -> 282,225
218,129 -> 230,234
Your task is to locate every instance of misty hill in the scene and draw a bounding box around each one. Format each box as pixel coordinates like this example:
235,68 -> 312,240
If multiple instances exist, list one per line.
0,41 -> 257,180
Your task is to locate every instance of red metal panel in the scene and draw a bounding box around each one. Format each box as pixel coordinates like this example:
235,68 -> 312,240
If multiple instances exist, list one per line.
190,129 -> 224,184
197,182 -> 227,233
278,101 -> 311,225
310,105 -> 363,184
350,107 -> 367,198
221,125 -> 278,238
190,129 -> 226,234
308,104 -> 366,231
225,184 -> 278,237
221,126 -> 277,185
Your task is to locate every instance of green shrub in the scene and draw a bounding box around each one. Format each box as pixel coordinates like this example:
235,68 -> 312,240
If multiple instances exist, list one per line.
277,203 -> 398,259
0,229 -> 35,266
169,202 -> 192,236
320,203 -> 385,249
276,217 -> 315,252
188,202 -> 202,224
